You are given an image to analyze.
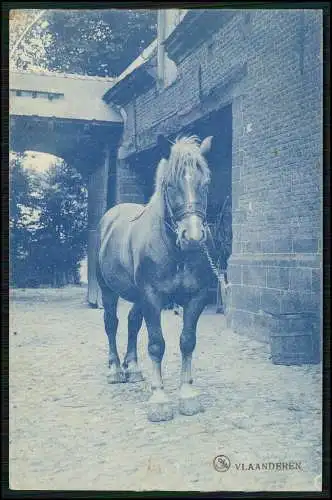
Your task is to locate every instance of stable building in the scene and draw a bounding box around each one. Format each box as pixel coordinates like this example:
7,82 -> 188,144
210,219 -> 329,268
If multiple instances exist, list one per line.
102,8 -> 322,343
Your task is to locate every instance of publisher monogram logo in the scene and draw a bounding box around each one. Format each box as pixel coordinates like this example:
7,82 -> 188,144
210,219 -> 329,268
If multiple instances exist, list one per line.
213,455 -> 231,472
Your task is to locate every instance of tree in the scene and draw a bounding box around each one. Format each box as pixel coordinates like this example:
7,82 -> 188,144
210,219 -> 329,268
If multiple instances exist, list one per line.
10,9 -> 157,76
10,154 -> 88,288
9,153 -> 43,286
36,161 -> 88,286
10,154 -> 31,286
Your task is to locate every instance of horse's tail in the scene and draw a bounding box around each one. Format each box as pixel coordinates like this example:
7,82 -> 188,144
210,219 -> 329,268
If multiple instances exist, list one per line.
95,220 -> 106,291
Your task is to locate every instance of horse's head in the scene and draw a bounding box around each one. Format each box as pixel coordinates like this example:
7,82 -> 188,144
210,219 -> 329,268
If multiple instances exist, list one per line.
156,135 -> 213,251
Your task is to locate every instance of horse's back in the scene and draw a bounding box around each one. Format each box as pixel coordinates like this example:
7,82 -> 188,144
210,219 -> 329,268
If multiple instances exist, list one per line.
99,203 -> 145,237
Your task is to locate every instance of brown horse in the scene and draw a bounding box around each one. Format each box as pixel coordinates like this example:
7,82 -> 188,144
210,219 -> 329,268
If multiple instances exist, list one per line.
96,135 -> 217,421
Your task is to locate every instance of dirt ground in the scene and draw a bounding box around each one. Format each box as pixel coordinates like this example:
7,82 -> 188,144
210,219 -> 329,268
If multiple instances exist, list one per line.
9,286 -> 322,492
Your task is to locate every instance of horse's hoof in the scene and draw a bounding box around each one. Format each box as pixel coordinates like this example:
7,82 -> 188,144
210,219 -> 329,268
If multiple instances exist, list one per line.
179,384 -> 202,416
148,389 -> 174,422
125,370 -> 144,383
107,368 -> 127,384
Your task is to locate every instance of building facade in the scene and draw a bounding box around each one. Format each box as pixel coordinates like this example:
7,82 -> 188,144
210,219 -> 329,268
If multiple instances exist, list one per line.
103,9 -> 323,342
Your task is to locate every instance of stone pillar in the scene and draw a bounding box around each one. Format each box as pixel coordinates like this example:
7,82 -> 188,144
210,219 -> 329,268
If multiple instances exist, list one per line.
87,144 -> 110,307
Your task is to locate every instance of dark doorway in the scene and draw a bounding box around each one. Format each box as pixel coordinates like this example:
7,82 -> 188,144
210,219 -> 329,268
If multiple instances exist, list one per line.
179,105 -> 233,270
129,104 -> 233,266
107,150 -> 118,209
132,145 -> 162,204
180,105 -> 233,306
126,105 -> 233,307
183,105 -> 232,225
133,105 -> 232,222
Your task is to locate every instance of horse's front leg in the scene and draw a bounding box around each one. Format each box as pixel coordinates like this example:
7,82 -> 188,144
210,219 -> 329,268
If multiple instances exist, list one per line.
179,291 -> 208,416
142,296 -> 174,422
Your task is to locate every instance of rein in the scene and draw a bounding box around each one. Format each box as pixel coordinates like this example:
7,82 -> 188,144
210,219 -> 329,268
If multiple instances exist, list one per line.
163,186 -> 207,236
201,240 -> 231,314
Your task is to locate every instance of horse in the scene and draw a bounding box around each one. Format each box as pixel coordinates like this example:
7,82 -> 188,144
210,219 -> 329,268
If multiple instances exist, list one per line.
96,135 -> 217,422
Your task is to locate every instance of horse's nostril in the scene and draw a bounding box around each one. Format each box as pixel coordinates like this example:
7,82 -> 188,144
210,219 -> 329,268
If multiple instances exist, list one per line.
182,228 -> 205,243
180,222 -> 206,243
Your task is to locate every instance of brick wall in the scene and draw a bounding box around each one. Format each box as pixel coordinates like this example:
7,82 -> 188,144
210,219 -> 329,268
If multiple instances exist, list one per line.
231,10 -> 322,253
116,158 -> 146,204
115,9 -> 322,343
227,9 -> 322,341
133,12 -> 246,143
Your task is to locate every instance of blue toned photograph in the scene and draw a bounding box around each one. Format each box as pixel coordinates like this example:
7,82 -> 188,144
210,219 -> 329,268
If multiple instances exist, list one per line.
9,7 -> 323,492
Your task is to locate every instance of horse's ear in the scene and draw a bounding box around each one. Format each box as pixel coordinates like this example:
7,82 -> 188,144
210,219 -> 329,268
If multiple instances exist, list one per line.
200,136 -> 213,156
157,135 -> 171,159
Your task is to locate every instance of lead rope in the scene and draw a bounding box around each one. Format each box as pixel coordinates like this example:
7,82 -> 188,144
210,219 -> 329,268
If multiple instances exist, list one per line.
201,240 -> 231,314
163,187 -> 232,313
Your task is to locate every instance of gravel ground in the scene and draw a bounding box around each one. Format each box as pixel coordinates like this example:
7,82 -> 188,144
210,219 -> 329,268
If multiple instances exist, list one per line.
9,287 -> 322,492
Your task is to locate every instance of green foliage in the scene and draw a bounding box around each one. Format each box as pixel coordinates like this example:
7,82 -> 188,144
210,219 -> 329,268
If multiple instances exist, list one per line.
10,154 -> 88,288
12,9 -> 157,76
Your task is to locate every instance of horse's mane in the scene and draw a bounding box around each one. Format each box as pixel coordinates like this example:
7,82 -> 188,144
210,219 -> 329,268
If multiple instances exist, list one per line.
153,135 -> 211,195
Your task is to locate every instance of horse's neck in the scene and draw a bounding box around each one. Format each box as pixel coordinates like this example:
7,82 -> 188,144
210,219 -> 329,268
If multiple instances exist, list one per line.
146,192 -> 178,256
147,191 -> 166,222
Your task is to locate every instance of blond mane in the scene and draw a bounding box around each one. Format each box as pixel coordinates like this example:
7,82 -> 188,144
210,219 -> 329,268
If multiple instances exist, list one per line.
154,136 -> 211,194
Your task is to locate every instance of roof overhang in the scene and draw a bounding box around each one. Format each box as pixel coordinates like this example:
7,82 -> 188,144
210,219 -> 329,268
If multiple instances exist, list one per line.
103,40 -> 157,106
164,9 -> 237,64
103,62 -> 155,106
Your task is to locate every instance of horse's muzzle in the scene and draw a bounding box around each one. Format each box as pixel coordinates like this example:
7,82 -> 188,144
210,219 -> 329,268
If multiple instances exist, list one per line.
177,215 -> 207,248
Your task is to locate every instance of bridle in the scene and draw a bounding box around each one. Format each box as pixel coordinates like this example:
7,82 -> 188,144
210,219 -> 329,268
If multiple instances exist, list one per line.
163,184 -> 208,238
161,177 -> 231,312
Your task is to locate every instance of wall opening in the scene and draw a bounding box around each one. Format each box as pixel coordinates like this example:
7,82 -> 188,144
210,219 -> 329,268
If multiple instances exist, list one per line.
106,149 -> 118,210
129,104 -> 233,270
9,150 -> 88,289
180,103 -> 233,262
179,104 -> 233,304
127,104 -> 232,306
130,146 -> 162,204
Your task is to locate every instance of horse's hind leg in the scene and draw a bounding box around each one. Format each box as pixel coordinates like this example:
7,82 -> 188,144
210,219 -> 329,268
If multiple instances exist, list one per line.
102,290 -> 126,384
123,303 -> 144,383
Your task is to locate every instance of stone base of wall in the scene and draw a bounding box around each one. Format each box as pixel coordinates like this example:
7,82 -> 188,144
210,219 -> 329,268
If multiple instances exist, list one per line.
227,253 -> 322,343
